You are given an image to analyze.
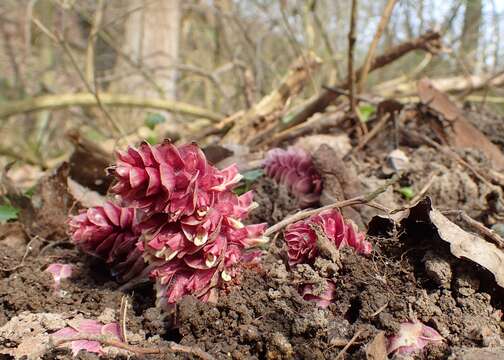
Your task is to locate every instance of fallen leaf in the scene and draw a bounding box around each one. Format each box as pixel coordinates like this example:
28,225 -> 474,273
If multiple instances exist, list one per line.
366,331 -> 388,360
418,78 -> 504,171
368,197 -> 504,289
429,207 -> 504,288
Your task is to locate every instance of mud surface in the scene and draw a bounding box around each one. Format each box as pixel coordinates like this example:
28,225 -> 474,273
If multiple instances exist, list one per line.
1,216 -> 503,359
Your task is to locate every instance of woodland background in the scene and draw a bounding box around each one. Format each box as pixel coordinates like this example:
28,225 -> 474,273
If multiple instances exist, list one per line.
0,0 -> 501,173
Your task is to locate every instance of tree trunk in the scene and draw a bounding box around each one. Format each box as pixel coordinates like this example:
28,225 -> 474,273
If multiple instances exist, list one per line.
461,0 -> 483,71
115,0 -> 181,129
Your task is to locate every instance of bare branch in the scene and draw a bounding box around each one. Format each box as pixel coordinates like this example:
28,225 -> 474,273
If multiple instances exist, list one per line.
0,93 -> 223,121
357,0 -> 398,93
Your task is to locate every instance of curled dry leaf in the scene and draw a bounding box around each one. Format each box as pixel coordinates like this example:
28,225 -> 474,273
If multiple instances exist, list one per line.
369,197 -> 504,289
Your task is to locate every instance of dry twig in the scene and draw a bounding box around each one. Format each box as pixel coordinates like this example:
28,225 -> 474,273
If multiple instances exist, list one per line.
31,17 -> 126,137
288,31 -> 441,127
0,93 -> 223,121
335,329 -> 363,359
357,0 -> 398,93
50,335 -> 215,360
402,129 -> 494,187
264,174 -> 399,237
119,296 -> 129,344
410,174 -> 436,204
345,113 -> 391,158
348,0 -> 358,115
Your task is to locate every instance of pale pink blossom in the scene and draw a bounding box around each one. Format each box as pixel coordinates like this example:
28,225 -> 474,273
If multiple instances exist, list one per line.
45,263 -> 73,292
387,319 -> 444,355
52,319 -> 121,356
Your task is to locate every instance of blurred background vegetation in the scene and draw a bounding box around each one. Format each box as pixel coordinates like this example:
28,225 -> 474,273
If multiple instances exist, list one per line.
0,0 -> 501,174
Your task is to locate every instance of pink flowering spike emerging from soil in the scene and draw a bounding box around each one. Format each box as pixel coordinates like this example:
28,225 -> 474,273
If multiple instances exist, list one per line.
313,209 -> 372,255
387,320 -> 444,355
300,281 -> 336,308
263,147 -> 322,207
152,261 -> 219,308
283,209 -> 370,266
70,140 -> 268,310
284,222 -> 318,266
68,202 -> 145,282
110,140 -> 225,217
45,263 -> 73,291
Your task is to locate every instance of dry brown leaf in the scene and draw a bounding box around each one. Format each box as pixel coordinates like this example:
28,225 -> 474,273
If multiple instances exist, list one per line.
368,197 -> 504,289
429,208 -> 504,288
365,331 -> 388,360
417,78 -> 504,171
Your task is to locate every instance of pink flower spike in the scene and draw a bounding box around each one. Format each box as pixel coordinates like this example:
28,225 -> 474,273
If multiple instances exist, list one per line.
283,209 -> 370,266
70,140 -> 269,310
45,263 -> 73,292
264,147 -> 322,208
387,320 -> 444,355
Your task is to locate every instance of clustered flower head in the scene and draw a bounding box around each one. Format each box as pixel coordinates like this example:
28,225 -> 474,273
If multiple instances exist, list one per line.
68,140 -> 267,310
284,209 -> 371,267
263,147 -> 322,207
68,202 -> 144,282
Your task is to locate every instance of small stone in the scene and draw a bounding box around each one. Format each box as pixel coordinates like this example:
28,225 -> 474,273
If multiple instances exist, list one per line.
387,149 -> 410,171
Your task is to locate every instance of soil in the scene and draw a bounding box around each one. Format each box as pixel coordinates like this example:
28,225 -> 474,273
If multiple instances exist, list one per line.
1,107 -> 504,359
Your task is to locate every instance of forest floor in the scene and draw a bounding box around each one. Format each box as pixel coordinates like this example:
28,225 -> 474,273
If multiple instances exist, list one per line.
1,95 -> 504,360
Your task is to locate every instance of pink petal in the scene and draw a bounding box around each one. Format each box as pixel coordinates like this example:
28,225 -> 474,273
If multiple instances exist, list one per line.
129,167 -> 148,188
52,327 -> 78,338
387,320 -> 443,355
102,202 -> 120,226
71,340 -> 102,356
45,263 -> 73,290
101,323 -> 121,339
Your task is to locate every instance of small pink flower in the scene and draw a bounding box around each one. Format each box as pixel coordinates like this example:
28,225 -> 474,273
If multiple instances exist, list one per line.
283,209 -> 370,266
52,319 -> 121,356
387,320 -> 444,355
264,147 -> 322,207
300,281 -> 336,308
284,222 -> 318,266
45,263 -> 73,292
